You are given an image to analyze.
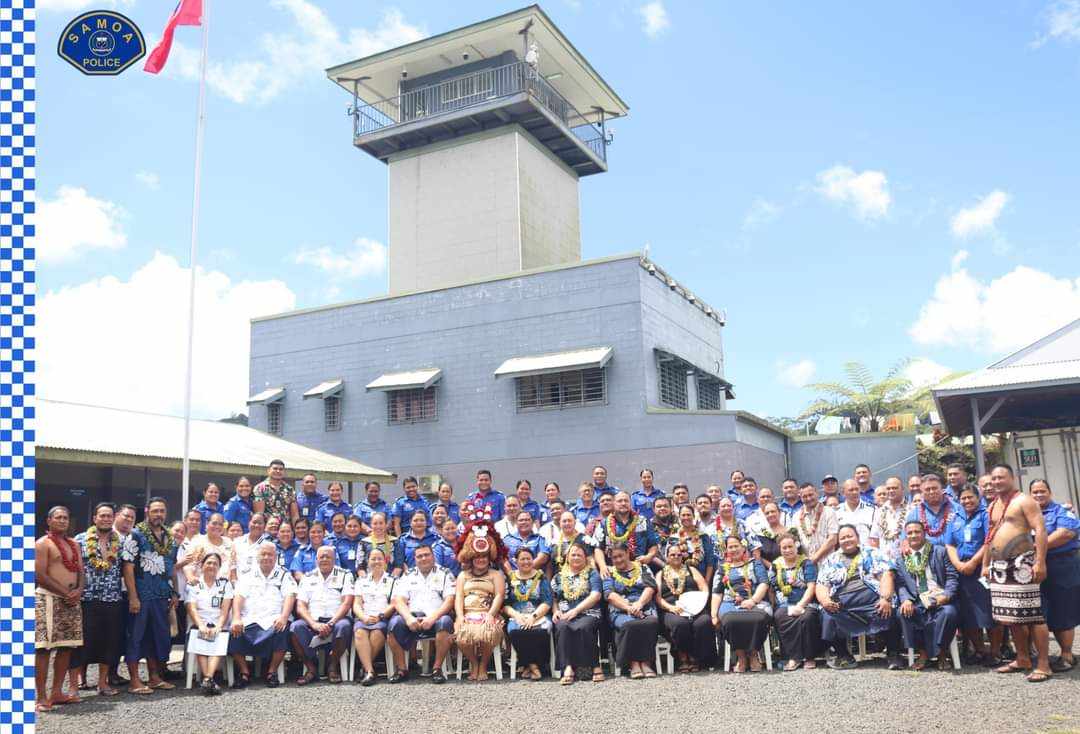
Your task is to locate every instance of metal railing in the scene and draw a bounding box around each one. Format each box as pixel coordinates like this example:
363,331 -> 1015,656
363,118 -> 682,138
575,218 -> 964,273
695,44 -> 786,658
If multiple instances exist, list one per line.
352,61 -> 606,162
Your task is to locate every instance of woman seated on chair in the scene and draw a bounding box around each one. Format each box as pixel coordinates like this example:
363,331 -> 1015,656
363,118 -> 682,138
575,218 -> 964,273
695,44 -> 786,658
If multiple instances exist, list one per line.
715,497 -> 762,560
453,507 -> 506,681
184,552 -> 233,695
770,532 -> 822,671
504,545 -> 553,680
551,541 -> 605,684
550,510 -> 596,572
656,541 -> 714,672
712,535 -> 772,672
750,502 -> 790,567
351,546 -> 396,686
604,542 -> 660,679
671,504 -> 715,586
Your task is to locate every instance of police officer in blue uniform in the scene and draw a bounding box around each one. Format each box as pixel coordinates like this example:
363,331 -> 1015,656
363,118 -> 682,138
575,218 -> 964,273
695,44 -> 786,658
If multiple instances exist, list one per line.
630,468 -> 665,520
467,469 -> 506,522
391,476 -> 431,537
332,515 -> 365,574
502,509 -> 551,572
275,520 -> 301,571
295,473 -> 329,526
432,517 -> 461,576
433,482 -> 461,524
289,521 -> 328,581
397,510 -> 439,569
943,484 -> 1000,665
223,477 -> 255,533
1031,479 -> 1080,671
191,483 -> 224,534
514,480 -> 543,524
315,481 -> 352,531
352,481 -> 392,534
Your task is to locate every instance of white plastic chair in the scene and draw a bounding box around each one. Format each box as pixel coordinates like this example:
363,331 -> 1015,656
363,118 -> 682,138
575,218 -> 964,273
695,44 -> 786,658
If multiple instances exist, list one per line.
907,638 -> 961,670
185,650 -> 234,689
655,639 -> 675,675
348,640 -> 395,681
314,645 -> 350,680
508,629 -> 557,680
722,640 -> 773,671
455,643 -> 503,680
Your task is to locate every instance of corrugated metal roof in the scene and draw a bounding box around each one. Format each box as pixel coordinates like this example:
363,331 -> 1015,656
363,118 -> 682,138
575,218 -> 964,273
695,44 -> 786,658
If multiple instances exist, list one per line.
494,346 -> 613,378
365,368 -> 442,392
935,360 -> 1080,393
36,399 -> 393,479
303,379 -> 343,399
247,387 -> 285,405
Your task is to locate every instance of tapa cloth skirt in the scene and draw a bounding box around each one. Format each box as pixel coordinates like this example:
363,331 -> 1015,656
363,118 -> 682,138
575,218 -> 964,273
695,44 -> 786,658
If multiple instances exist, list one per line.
457,612 -> 504,648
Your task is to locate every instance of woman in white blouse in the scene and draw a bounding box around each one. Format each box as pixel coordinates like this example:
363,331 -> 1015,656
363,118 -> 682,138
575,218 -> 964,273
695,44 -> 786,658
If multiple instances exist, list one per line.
351,547 -> 396,686
184,552 -> 234,695
184,513 -> 237,583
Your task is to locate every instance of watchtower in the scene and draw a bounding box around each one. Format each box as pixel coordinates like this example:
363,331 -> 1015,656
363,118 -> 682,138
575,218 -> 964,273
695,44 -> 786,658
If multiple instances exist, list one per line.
327,5 -> 628,294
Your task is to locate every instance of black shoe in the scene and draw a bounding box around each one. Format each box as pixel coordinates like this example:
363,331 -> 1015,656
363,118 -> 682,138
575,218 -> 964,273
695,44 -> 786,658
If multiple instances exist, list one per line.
264,675 -> 280,688
360,672 -> 376,687
230,675 -> 250,690
389,671 -> 408,684
887,656 -> 904,670
107,673 -> 127,688
201,678 -> 214,696
431,670 -> 446,684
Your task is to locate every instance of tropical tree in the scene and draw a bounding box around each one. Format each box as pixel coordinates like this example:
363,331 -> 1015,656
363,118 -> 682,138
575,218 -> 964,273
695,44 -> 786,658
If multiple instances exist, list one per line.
799,360 -> 920,433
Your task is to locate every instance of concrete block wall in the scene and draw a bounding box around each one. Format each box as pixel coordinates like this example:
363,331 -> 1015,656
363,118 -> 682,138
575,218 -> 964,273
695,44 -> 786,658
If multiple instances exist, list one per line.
788,432 -> 918,488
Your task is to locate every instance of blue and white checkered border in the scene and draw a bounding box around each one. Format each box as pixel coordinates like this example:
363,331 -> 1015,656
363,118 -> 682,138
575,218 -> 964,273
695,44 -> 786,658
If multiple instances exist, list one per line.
0,0 -> 34,730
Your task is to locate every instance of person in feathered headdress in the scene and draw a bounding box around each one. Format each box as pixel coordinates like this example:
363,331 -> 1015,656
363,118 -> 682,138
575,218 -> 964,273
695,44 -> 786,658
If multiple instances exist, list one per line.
453,502 -> 507,680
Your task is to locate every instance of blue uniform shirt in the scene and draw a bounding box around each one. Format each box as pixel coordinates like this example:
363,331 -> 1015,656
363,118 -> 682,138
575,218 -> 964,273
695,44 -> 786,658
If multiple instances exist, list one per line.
631,488 -> 665,519
778,498 -> 803,516
518,499 -> 543,524
432,537 -> 461,576
503,532 -> 551,569
943,507 -> 989,561
592,483 -> 619,498
398,531 -> 440,568
295,490 -> 329,525
860,485 -> 877,505
1043,502 -> 1080,557
433,501 -> 461,524
726,486 -> 742,503
276,539 -> 300,570
223,494 -> 253,533
191,500 -> 223,534
905,499 -> 961,547
289,542 -> 323,575
734,499 -> 760,521
352,498 -> 392,528
467,489 -> 507,522
572,502 -> 601,527
332,535 -> 364,573
315,499 -> 353,530
392,494 -> 431,527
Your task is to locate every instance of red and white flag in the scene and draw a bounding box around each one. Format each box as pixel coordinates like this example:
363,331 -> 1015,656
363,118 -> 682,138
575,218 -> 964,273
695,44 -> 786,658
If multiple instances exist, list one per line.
144,0 -> 203,74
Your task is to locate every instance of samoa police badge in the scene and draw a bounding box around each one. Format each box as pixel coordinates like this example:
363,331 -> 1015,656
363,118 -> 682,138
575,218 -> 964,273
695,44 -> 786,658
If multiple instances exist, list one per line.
58,11 -> 146,76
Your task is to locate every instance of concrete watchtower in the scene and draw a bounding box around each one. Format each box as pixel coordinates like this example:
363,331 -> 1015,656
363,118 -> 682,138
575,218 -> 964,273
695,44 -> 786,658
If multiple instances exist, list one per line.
326,5 -> 628,295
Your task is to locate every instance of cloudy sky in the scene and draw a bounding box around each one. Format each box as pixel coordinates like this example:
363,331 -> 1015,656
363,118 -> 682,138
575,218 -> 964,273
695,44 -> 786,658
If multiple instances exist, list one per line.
37,1 -> 1080,420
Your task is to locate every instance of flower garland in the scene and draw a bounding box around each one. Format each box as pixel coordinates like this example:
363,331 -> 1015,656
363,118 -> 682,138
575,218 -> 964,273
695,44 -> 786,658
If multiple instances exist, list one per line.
85,525 -> 120,572
920,501 -> 951,538
558,565 -> 592,603
605,513 -> 639,558
721,560 -> 754,599
773,555 -> 806,598
135,521 -> 175,558
511,571 -> 542,604
662,564 -> 690,597
844,552 -> 863,581
876,502 -> 907,542
48,531 -> 83,574
554,534 -> 579,569
675,527 -> 704,567
984,492 -> 1017,547
798,504 -> 823,539
653,517 -> 675,544
610,561 -> 643,590
715,515 -> 742,541
904,543 -> 931,591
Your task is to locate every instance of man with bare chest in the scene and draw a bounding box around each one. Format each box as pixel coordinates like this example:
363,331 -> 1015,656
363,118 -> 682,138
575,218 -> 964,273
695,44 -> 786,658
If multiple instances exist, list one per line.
35,506 -> 85,712
982,464 -> 1052,682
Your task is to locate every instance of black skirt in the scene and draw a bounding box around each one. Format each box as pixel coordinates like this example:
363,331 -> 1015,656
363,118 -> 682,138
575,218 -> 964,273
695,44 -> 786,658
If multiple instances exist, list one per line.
719,609 -> 771,651
508,625 -> 551,668
774,604 -> 822,662
612,615 -> 659,668
662,611 -> 716,664
71,600 -> 125,667
554,615 -> 600,670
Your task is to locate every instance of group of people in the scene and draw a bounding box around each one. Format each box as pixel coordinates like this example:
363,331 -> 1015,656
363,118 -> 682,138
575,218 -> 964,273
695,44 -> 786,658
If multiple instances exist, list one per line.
34,459 -> 1080,710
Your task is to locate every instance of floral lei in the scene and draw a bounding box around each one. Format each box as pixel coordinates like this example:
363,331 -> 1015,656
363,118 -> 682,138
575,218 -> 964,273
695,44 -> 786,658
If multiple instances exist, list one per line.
86,525 -> 120,571
903,543 -> 931,581
675,527 -> 705,567
605,513 -> 639,557
511,570 -> 542,603
559,565 -> 591,602
844,552 -> 863,582
774,555 -> 806,597
136,521 -> 174,557
799,504 -> 823,538
662,564 -> 690,597
876,503 -> 907,541
610,561 -> 643,590
715,516 -> 742,540
721,560 -> 754,599
920,501 -> 951,538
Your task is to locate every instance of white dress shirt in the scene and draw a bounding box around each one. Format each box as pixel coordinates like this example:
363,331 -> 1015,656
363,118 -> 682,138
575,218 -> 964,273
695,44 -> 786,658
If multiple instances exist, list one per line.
297,566 -> 354,620
234,565 -> 297,629
353,572 -> 396,617
393,565 -> 454,616
186,577 -> 234,626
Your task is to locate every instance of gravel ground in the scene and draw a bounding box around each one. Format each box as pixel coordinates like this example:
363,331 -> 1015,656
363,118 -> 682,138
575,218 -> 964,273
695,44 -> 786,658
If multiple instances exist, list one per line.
37,652 -> 1080,734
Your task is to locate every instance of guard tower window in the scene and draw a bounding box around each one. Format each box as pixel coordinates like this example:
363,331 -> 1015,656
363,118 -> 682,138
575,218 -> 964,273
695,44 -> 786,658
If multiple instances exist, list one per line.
388,387 -> 438,424
697,377 -> 722,411
516,367 -> 606,411
267,403 -> 282,435
658,358 -> 689,410
324,395 -> 341,431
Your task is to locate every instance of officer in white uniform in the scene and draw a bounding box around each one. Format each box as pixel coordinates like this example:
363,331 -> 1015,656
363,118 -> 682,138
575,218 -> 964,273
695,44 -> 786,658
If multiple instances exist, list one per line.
228,543 -> 296,688
289,546 -> 355,683
387,543 -> 455,683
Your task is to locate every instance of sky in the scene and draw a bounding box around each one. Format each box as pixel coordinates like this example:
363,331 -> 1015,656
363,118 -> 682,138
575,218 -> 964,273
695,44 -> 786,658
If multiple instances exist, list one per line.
36,0 -> 1080,422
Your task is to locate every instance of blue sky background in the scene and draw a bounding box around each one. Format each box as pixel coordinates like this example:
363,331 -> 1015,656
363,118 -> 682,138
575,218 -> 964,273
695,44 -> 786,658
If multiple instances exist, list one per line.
36,0 -> 1080,420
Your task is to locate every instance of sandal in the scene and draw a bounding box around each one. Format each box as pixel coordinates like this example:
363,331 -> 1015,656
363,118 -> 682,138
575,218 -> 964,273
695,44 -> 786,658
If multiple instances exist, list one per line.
560,673 -> 575,685
148,681 -> 175,690
1050,656 -> 1076,673
296,671 -> 317,686
1026,670 -> 1052,683
328,671 -> 342,683
783,659 -> 803,672
127,686 -> 154,695
643,666 -> 657,678
35,702 -> 53,713
912,657 -> 928,672
591,669 -> 605,683
98,687 -> 120,697
995,662 -> 1030,674
629,669 -> 645,679
49,693 -> 81,705
804,659 -> 817,669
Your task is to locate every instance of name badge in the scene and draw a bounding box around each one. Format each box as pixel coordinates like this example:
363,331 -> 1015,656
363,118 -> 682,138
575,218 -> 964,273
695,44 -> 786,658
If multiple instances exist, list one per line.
211,595 -> 222,608
348,550 -> 356,560
964,526 -> 972,543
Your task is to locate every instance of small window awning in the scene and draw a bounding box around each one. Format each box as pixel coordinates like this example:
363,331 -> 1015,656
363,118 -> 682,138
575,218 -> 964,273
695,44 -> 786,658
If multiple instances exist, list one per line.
365,368 -> 443,392
303,379 -> 344,400
494,346 -> 613,379
246,387 -> 285,405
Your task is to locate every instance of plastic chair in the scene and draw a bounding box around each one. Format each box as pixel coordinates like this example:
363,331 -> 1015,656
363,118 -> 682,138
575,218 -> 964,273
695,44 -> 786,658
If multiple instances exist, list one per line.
348,640 -> 394,681
852,634 -> 870,661
185,650 -> 234,689
455,643 -> 503,680
907,638 -> 962,670
655,639 -> 676,675
508,628 -> 557,680
722,640 -> 773,671
314,644 -> 350,680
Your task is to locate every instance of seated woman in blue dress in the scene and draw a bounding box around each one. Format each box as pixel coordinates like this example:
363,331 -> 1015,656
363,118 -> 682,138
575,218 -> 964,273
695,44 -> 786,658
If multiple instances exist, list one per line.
503,545 -> 553,680
714,497 -> 761,560
656,541 -> 714,672
669,504 -> 715,587
603,542 -> 660,679
551,541 -> 604,684
769,532 -> 822,671
711,535 -> 772,672
1031,479 -> 1080,672
351,547 -> 396,686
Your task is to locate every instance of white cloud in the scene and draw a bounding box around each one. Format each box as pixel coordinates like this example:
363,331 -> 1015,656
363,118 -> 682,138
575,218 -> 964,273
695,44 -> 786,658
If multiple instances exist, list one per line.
292,237 -> 386,279
37,186 -> 127,264
39,0 -> 132,11
904,358 -> 954,389
638,1 -> 670,37
776,359 -> 816,388
950,249 -> 969,271
815,164 -> 891,220
1035,0 -> 1080,46
38,252 -> 296,417
742,199 -> 781,230
135,170 -> 160,190
168,2 -> 425,104
910,263 -> 1080,352
950,190 -> 1009,239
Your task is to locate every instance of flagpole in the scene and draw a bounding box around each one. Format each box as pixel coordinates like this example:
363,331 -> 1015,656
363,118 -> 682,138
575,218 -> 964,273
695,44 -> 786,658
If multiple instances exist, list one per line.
181,0 -> 209,515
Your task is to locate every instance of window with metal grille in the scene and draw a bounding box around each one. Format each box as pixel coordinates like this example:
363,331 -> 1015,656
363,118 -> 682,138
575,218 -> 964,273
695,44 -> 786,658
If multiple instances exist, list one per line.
515,367 -> 606,411
267,403 -> 282,435
388,387 -> 438,424
658,358 -> 689,409
324,396 -> 341,431
697,377 -> 722,411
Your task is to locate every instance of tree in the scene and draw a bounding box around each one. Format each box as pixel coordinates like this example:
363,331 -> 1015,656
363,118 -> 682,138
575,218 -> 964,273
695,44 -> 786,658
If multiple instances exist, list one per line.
799,360 -> 921,433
